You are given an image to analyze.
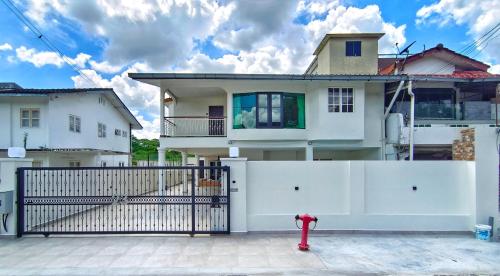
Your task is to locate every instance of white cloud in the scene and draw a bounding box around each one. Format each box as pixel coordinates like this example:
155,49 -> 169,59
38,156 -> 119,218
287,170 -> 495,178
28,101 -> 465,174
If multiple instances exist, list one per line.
0,43 -> 13,51
416,0 -> 500,63
14,46 -> 91,69
489,64 -> 500,74
89,60 -> 123,74
22,0 -> 409,138
15,46 -> 65,67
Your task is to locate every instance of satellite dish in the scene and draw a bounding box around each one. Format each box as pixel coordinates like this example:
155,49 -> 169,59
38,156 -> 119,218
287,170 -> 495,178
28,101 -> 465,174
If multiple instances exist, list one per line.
8,147 -> 26,158
398,41 -> 416,55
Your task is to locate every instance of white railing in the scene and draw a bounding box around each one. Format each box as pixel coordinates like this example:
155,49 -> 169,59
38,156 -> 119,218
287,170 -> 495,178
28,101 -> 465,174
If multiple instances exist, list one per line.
164,116 -> 226,137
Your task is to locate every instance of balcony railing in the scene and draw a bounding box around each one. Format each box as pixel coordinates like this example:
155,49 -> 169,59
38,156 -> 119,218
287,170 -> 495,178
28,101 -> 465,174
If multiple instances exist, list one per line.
164,116 -> 226,137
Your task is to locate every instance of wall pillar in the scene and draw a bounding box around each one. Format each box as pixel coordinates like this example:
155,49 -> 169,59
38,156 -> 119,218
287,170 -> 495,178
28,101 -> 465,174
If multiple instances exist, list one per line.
194,154 -> 200,185
182,151 -> 188,194
160,89 -> 165,136
158,148 -> 166,194
305,145 -> 314,161
0,158 -> 33,237
474,126 -> 499,226
220,157 -> 248,233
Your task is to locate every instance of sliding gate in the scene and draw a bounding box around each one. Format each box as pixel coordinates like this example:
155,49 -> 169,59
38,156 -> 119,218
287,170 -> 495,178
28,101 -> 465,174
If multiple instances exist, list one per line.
17,166 -> 230,236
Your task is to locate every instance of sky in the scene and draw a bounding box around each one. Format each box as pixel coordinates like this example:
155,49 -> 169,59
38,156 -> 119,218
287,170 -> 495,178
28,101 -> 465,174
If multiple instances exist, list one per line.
0,0 -> 499,138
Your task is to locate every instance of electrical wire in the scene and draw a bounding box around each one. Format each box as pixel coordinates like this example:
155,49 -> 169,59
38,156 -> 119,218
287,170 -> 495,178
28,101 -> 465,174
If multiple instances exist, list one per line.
429,22 -> 500,74
1,0 -> 99,87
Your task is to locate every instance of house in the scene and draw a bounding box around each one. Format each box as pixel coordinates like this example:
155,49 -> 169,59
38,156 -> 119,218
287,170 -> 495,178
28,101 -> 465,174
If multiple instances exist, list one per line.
128,33 -> 499,165
0,83 -> 142,167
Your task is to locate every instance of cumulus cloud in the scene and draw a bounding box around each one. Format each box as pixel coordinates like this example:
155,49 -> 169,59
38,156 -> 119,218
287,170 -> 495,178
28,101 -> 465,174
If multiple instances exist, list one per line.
15,46 -> 65,67
14,46 -> 90,68
416,0 -> 500,63
89,60 -> 123,74
21,0 -> 409,138
0,43 -> 13,51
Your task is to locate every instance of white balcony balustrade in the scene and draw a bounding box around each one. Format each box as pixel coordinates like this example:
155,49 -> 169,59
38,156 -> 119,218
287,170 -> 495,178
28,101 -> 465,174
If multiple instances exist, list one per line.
164,116 -> 226,137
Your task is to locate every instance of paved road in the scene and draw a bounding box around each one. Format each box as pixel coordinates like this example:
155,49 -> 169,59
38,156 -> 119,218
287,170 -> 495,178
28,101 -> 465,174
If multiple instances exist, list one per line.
0,233 -> 498,275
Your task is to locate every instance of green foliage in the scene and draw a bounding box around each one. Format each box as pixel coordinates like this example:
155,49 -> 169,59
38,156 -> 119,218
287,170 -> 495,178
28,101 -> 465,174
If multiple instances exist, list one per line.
131,135 -> 181,164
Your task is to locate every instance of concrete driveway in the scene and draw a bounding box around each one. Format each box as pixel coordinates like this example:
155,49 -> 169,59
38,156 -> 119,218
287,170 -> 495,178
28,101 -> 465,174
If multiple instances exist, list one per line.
0,233 -> 498,275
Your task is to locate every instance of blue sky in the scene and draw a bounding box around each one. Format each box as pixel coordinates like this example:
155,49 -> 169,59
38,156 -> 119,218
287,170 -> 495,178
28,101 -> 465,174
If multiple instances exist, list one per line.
0,0 -> 498,137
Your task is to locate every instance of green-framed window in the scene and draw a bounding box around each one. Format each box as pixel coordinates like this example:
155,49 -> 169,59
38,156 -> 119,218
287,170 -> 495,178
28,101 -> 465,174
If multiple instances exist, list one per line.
233,92 -> 305,129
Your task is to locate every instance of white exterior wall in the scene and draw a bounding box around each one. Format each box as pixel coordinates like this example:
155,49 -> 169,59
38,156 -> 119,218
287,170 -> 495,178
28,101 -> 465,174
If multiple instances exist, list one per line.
161,79 -> 380,148
243,160 -> 476,232
0,97 -> 49,149
0,93 -> 131,153
47,93 -> 130,153
403,57 -> 455,74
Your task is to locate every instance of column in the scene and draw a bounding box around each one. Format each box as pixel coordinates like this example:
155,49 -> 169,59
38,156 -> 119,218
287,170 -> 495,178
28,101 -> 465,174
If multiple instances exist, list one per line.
194,154 -> 200,186
160,89 -> 165,136
305,144 -> 314,161
220,157 -> 248,233
182,151 -> 188,194
158,148 -> 166,194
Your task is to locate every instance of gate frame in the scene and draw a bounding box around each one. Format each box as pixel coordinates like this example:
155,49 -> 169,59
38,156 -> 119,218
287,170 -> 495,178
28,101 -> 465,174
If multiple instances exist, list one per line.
16,166 -> 230,237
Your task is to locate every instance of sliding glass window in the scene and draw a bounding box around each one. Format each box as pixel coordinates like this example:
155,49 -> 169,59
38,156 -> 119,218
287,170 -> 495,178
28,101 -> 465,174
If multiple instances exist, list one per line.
233,92 -> 304,129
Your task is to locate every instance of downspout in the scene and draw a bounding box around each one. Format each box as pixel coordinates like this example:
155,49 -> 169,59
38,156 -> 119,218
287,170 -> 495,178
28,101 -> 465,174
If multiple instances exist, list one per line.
129,123 -> 132,165
408,80 -> 415,161
382,80 -> 406,160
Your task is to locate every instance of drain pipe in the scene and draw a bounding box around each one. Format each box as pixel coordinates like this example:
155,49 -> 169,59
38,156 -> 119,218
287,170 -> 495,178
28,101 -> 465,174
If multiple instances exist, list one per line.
408,80 -> 415,161
382,80 -> 406,160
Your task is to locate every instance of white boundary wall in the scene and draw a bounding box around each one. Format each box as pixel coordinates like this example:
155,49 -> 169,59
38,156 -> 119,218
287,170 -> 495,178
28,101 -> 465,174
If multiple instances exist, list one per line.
222,158 -> 483,233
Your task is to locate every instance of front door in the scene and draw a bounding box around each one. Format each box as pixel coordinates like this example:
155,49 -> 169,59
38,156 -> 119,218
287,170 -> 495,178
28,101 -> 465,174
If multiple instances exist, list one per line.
208,106 -> 224,136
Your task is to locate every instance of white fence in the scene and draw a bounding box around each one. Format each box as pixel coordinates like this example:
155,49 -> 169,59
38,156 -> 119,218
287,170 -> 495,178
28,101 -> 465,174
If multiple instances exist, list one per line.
223,159 -> 479,232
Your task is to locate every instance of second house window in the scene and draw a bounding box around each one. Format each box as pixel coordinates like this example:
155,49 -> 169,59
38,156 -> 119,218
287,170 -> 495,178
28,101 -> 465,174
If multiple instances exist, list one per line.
328,88 -> 354,113
69,115 -> 81,133
98,123 -> 106,138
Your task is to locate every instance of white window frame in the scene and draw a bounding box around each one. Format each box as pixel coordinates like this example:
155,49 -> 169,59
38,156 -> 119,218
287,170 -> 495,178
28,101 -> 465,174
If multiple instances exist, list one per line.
118,161 -> 125,167
328,88 -> 354,113
69,161 -> 81,167
20,108 -> 40,128
32,160 -> 42,167
98,123 -> 107,138
69,115 -> 81,133
122,130 -> 128,138
115,129 -> 122,136
98,96 -> 106,106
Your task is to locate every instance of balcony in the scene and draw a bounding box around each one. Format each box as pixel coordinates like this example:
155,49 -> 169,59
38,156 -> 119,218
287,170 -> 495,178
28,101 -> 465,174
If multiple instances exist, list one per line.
163,116 -> 226,137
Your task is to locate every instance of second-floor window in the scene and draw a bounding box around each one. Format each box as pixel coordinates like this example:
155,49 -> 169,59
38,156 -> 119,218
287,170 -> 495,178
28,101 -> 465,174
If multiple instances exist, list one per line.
233,92 -> 305,129
69,161 -> 80,167
115,129 -> 122,136
20,108 -> 40,128
122,130 -> 128,138
98,123 -> 106,138
69,115 -> 81,133
328,88 -> 354,113
346,41 -> 361,56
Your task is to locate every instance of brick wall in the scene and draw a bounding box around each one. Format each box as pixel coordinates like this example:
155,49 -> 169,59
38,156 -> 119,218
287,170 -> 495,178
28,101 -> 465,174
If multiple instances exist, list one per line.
452,128 -> 475,160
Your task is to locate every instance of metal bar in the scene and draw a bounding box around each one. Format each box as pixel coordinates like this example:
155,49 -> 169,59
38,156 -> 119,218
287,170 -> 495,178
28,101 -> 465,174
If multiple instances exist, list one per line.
226,166 -> 231,234
16,168 -> 25,238
191,168 -> 196,236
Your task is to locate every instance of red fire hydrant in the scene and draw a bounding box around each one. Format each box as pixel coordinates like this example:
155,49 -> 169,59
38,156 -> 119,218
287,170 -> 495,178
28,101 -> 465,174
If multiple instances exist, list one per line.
295,214 -> 318,251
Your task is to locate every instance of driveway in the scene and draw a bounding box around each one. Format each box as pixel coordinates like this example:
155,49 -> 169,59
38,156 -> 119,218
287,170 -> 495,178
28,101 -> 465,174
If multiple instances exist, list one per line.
0,233 -> 498,275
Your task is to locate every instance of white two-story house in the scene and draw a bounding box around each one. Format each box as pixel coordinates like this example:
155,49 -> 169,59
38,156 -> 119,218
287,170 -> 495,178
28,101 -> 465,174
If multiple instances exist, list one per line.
129,33 -> 499,164
0,83 -> 142,167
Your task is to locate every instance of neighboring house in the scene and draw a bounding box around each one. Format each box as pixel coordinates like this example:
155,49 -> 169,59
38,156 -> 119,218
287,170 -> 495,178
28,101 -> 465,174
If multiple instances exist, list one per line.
129,33 -> 499,164
0,83 -> 142,167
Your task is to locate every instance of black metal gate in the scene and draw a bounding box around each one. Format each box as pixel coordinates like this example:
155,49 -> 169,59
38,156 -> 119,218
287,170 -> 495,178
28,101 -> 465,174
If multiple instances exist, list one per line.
17,166 -> 230,237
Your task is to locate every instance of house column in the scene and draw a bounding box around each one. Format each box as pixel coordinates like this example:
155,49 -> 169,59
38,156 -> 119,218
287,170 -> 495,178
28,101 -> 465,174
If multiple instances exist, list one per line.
182,151 -> 188,194
305,144 -> 314,161
160,89 -> 165,136
194,154 -> 200,186
158,148 -> 166,194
